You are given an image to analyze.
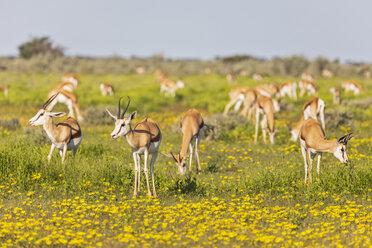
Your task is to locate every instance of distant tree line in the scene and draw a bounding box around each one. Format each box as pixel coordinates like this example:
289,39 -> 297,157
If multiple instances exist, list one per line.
0,36 -> 370,77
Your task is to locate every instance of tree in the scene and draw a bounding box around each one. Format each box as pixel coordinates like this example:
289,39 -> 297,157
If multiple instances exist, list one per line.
18,36 -> 64,59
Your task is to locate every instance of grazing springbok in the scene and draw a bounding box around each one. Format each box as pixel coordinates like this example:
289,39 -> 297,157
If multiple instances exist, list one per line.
254,94 -> 276,144
254,83 -> 279,98
329,87 -> 340,104
162,109 -> 205,174
226,73 -> 237,84
100,83 -> 114,96
29,95 -> 82,164
224,86 -> 257,119
0,85 -> 9,96
160,79 -> 184,97
280,82 -> 297,99
252,73 -> 263,81
299,118 -> 353,185
322,69 -> 334,78
301,72 -> 314,82
290,97 -> 325,141
47,90 -> 84,122
135,66 -> 146,75
299,80 -> 317,97
342,80 -> 362,95
107,97 -> 161,198
363,71 -> 371,79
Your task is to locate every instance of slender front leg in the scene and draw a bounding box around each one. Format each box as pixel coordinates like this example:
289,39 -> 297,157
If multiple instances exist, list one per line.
254,107 -> 260,144
195,131 -> 202,174
307,149 -> 313,185
234,99 -> 243,112
188,141 -> 194,172
137,154 -> 141,192
66,100 -> 74,117
132,152 -> 138,198
260,114 -> 267,144
48,144 -> 56,164
61,143 -> 68,164
301,144 -> 308,184
223,97 -> 239,115
143,149 -> 152,197
149,152 -> 158,198
317,153 -> 322,175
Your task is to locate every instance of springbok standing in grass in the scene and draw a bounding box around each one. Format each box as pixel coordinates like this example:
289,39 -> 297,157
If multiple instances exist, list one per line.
226,73 -> 237,84
299,118 -> 353,185
29,95 -> 82,164
135,66 -> 146,75
299,80 -> 317,97
342,80 -> 362,95
47,89 -> 84,122
290,97 -> 325,141
363,71 -> 371,79
280,82 -> 297,99
329,87 -> 340,104
252,73 -> 263,81
62,73 -> 80,87
301,72 -> 314,82
100,83 -> 114,96
254,83 -> 279,98
0,85 -> 9,96
107,97 -> 161,198
160,78 -> 184,97
223,86 -> 257,119
162,109 -> 205,174
254,94 -> 276,145
322,69 -> 334,78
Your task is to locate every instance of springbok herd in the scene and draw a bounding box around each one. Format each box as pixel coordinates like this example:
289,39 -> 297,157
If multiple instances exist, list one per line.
25,71 -> 362,198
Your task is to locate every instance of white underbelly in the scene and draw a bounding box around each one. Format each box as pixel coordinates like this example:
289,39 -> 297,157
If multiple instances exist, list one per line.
53,137 -> 82,150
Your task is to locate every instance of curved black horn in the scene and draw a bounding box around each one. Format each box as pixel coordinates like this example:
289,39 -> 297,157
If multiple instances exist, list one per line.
121,96 -> 130,119
43,94 -> 58,109
117,97 -> 122,118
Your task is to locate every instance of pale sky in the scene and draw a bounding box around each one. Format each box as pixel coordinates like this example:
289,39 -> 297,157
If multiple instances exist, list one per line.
1,0 -> 371,61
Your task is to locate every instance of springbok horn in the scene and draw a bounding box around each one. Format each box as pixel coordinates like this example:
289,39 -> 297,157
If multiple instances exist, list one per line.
117,97 -> 122,119
43,94 -> 58,109
121,96 -> 130,119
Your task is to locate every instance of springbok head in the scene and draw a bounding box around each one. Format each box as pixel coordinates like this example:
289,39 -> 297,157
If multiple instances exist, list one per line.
106,96 -> 136,139
333,133 -> 353,164
29,95 -> 66,126
162,152 -> 190,175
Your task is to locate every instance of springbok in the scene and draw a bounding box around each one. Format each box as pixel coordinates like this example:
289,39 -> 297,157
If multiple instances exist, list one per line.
322,69 -> 334,78
29,95 -> 82,164
160,79 -> 184,97
299,80 -> 317,97
290,97 -> 325,141
252,73 -> 263,81
135,66 -> 146,75
162,109 -> 205,174
100,83 -> 114,96
223,86 -> 257,118
254,94 -> 276,144
239,70 -> 248,77
254,83 -> 279,98
226,73 -> 237,84
47,90 -> 84,122
329,87 -> 340,104
301,72 -> 314,82
62,73 -> 80,87
0,85 -> 9,96
342,80 -> 362,95
363,71 -> 371,79
300,118 -> 353,185
49,73 -> 80,96
107,97 -> 161,198
154,69 -> 167,82
280,82 -> 297,99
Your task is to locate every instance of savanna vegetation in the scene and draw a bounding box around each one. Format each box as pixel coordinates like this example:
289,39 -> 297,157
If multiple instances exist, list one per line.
0,72 -> 371,247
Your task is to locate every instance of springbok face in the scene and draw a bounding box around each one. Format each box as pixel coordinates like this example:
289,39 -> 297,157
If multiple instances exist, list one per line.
29,95 -> 65,126
333,133 -> 353,164
106,96 -> 135,139
268,129 -> 276,145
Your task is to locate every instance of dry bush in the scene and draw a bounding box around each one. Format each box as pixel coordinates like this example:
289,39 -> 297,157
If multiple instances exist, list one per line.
0,118 -> 20,130
83,106 -> 115,125
325,109 -> 355,130
342,98 -> 372,109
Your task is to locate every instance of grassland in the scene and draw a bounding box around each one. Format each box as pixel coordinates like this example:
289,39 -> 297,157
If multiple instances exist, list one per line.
0,73 -> 371,247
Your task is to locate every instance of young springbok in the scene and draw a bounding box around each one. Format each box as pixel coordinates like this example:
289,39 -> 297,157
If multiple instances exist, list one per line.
290,97 -> 325,141
254,94 -> 276,144
162,109 -> 205,175
299,118 -> 353,185
29,95 -> 82,164
280,82 -> 297,99
100,83 -> 114,96
299,80 -> 317,97
47,90 -> 84,122
107,97 -> 161,198
160,79 -> 184,97
0,85 -> 9,96
329,87 -> 340,104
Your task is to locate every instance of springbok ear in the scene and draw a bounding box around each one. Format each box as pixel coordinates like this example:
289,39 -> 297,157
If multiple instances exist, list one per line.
129,111 -> 137,121
161,152 -> 177,162
106,109 -> 117,120
49,112 -> 66,117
